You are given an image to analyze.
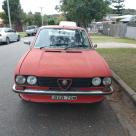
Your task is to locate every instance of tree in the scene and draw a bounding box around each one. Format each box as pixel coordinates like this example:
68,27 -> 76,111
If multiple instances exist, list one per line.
56,0 -> 111,27
2,0 -> 23,31
34,12 -> 42,26
112,0 -> 125,15
0,12 -> 8,24
43,15 -> 48,25
23,12 -> 35,26
48,19 -> 55,25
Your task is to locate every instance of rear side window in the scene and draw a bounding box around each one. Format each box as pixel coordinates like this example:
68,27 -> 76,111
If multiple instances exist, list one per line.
5,28 -> 11,32
27,26 -> 36,30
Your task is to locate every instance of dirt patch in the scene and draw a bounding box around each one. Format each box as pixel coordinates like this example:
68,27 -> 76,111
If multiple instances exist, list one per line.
107,81 -> 136,136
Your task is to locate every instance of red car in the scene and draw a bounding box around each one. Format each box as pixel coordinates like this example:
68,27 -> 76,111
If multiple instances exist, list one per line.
13,25 -> 113,103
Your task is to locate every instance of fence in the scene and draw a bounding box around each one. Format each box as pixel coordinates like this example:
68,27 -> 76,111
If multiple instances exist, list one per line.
125,26 -> 136,39
102,24 -> 136,39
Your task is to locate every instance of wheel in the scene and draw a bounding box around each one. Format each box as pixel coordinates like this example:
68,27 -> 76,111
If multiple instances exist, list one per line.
32,33 -> 35,36
6,37 -> 10,45
17,35 -> 20,41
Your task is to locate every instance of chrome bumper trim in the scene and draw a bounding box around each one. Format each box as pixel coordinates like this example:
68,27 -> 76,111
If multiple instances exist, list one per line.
12,84 -> 114,96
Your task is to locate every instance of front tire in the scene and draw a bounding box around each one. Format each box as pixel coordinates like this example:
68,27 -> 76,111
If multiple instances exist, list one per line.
6,37 -> 10,45
17,35 -> 20,41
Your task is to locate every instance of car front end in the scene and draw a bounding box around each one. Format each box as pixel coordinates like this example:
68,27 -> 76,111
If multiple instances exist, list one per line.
13,75 -> 113,103
0,32 -> 7,43
13,25 -> 114,103
25,26 -> 37,36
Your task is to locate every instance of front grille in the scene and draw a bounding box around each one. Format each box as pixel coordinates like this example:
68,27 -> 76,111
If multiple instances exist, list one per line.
37,77 -> 97,87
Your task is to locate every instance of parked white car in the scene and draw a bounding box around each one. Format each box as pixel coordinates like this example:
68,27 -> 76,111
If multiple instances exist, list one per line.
0,27 -> 20,44
59,21 -> 77,27
25,25 -> 38,36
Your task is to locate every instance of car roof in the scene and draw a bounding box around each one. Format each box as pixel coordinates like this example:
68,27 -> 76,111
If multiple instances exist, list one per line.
0,27 -> 10,29
0,27 -> 11,31
40,25 -> 85,31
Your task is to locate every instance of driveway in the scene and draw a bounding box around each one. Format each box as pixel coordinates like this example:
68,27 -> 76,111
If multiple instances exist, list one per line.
97,42 -> 136,48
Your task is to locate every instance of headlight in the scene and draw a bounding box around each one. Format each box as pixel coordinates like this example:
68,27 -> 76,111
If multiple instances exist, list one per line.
15,76 -> 26,85
92,77 -> 101,86
103,77 -> 112,85
27,76 -> 37,85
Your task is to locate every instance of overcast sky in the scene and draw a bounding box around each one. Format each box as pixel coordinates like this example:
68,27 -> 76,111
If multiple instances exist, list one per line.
0,0 -> 136,15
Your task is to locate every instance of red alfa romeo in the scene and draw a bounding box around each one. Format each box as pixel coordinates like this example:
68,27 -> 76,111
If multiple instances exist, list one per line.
13,23 -> 113,103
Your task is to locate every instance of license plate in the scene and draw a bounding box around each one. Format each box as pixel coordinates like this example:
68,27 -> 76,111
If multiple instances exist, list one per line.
51,95 -> 77,100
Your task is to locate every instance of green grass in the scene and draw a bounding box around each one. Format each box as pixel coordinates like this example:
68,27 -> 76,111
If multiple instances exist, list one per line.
97,48 -> 136,91
18,32 -> 27,37
91,34 -> 136,44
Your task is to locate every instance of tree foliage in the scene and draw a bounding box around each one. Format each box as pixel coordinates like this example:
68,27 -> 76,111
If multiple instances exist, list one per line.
0,12 -> 8,24
34,12 -> 42,26
2,0 -> 23,31
48,19 -> 55,25
23,12 -> 34,26
57,0 -> 111,27
23,12 -> 47,26
112,0 -> 125,15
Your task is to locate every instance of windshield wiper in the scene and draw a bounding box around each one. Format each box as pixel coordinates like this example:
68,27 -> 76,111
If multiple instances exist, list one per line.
40,44 -> 69,49
39,46 -> 48,49
39,44 -> 89,50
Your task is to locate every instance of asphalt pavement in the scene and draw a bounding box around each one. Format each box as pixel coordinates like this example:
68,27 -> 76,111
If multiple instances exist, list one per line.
0,37 -> 127,136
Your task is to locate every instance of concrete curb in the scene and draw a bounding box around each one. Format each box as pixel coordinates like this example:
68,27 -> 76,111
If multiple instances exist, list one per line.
112,71 -> 136,105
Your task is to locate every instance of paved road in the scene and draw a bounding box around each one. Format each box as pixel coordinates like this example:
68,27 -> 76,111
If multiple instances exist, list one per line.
0,38 -> 127,136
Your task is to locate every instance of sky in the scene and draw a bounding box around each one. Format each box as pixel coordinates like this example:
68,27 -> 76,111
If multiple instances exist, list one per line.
0,0 -> 136,15
0,0 -> 61,15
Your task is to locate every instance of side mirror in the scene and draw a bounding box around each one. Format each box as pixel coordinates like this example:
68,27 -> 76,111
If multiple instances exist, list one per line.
93,44 -> 97,49
24,41 -> 31,45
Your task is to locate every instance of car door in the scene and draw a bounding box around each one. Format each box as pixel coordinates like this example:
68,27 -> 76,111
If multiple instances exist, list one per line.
5,28 -> 13,41
11,29 -> 18,41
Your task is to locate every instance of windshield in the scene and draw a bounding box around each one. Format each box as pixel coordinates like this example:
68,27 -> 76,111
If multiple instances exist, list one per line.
34,28 -> 91,49
27,26 -> 36,30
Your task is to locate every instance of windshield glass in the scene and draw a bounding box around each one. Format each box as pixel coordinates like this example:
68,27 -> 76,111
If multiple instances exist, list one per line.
34,28 -> 91,49
27,26 -> 36,30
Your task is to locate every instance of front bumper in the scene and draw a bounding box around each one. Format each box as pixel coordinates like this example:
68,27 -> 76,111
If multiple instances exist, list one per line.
0,37 -> 6,43
12,84 -> 114,96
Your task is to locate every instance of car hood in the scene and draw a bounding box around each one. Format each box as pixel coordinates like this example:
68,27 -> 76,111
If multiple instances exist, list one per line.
19,48 -> 112,77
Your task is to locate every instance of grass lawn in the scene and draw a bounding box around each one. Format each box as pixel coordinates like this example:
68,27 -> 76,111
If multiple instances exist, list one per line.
18,32 -> 27,37
91,34 -> 136,44
97,48 -> 136,91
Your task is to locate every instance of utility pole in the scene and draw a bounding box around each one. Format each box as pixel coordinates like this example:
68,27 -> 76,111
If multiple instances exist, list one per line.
40,7 -> 44,26
7,0 -> 12,28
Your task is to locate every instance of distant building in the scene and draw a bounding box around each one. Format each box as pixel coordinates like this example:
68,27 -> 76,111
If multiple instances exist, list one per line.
104,14 -> 136,24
